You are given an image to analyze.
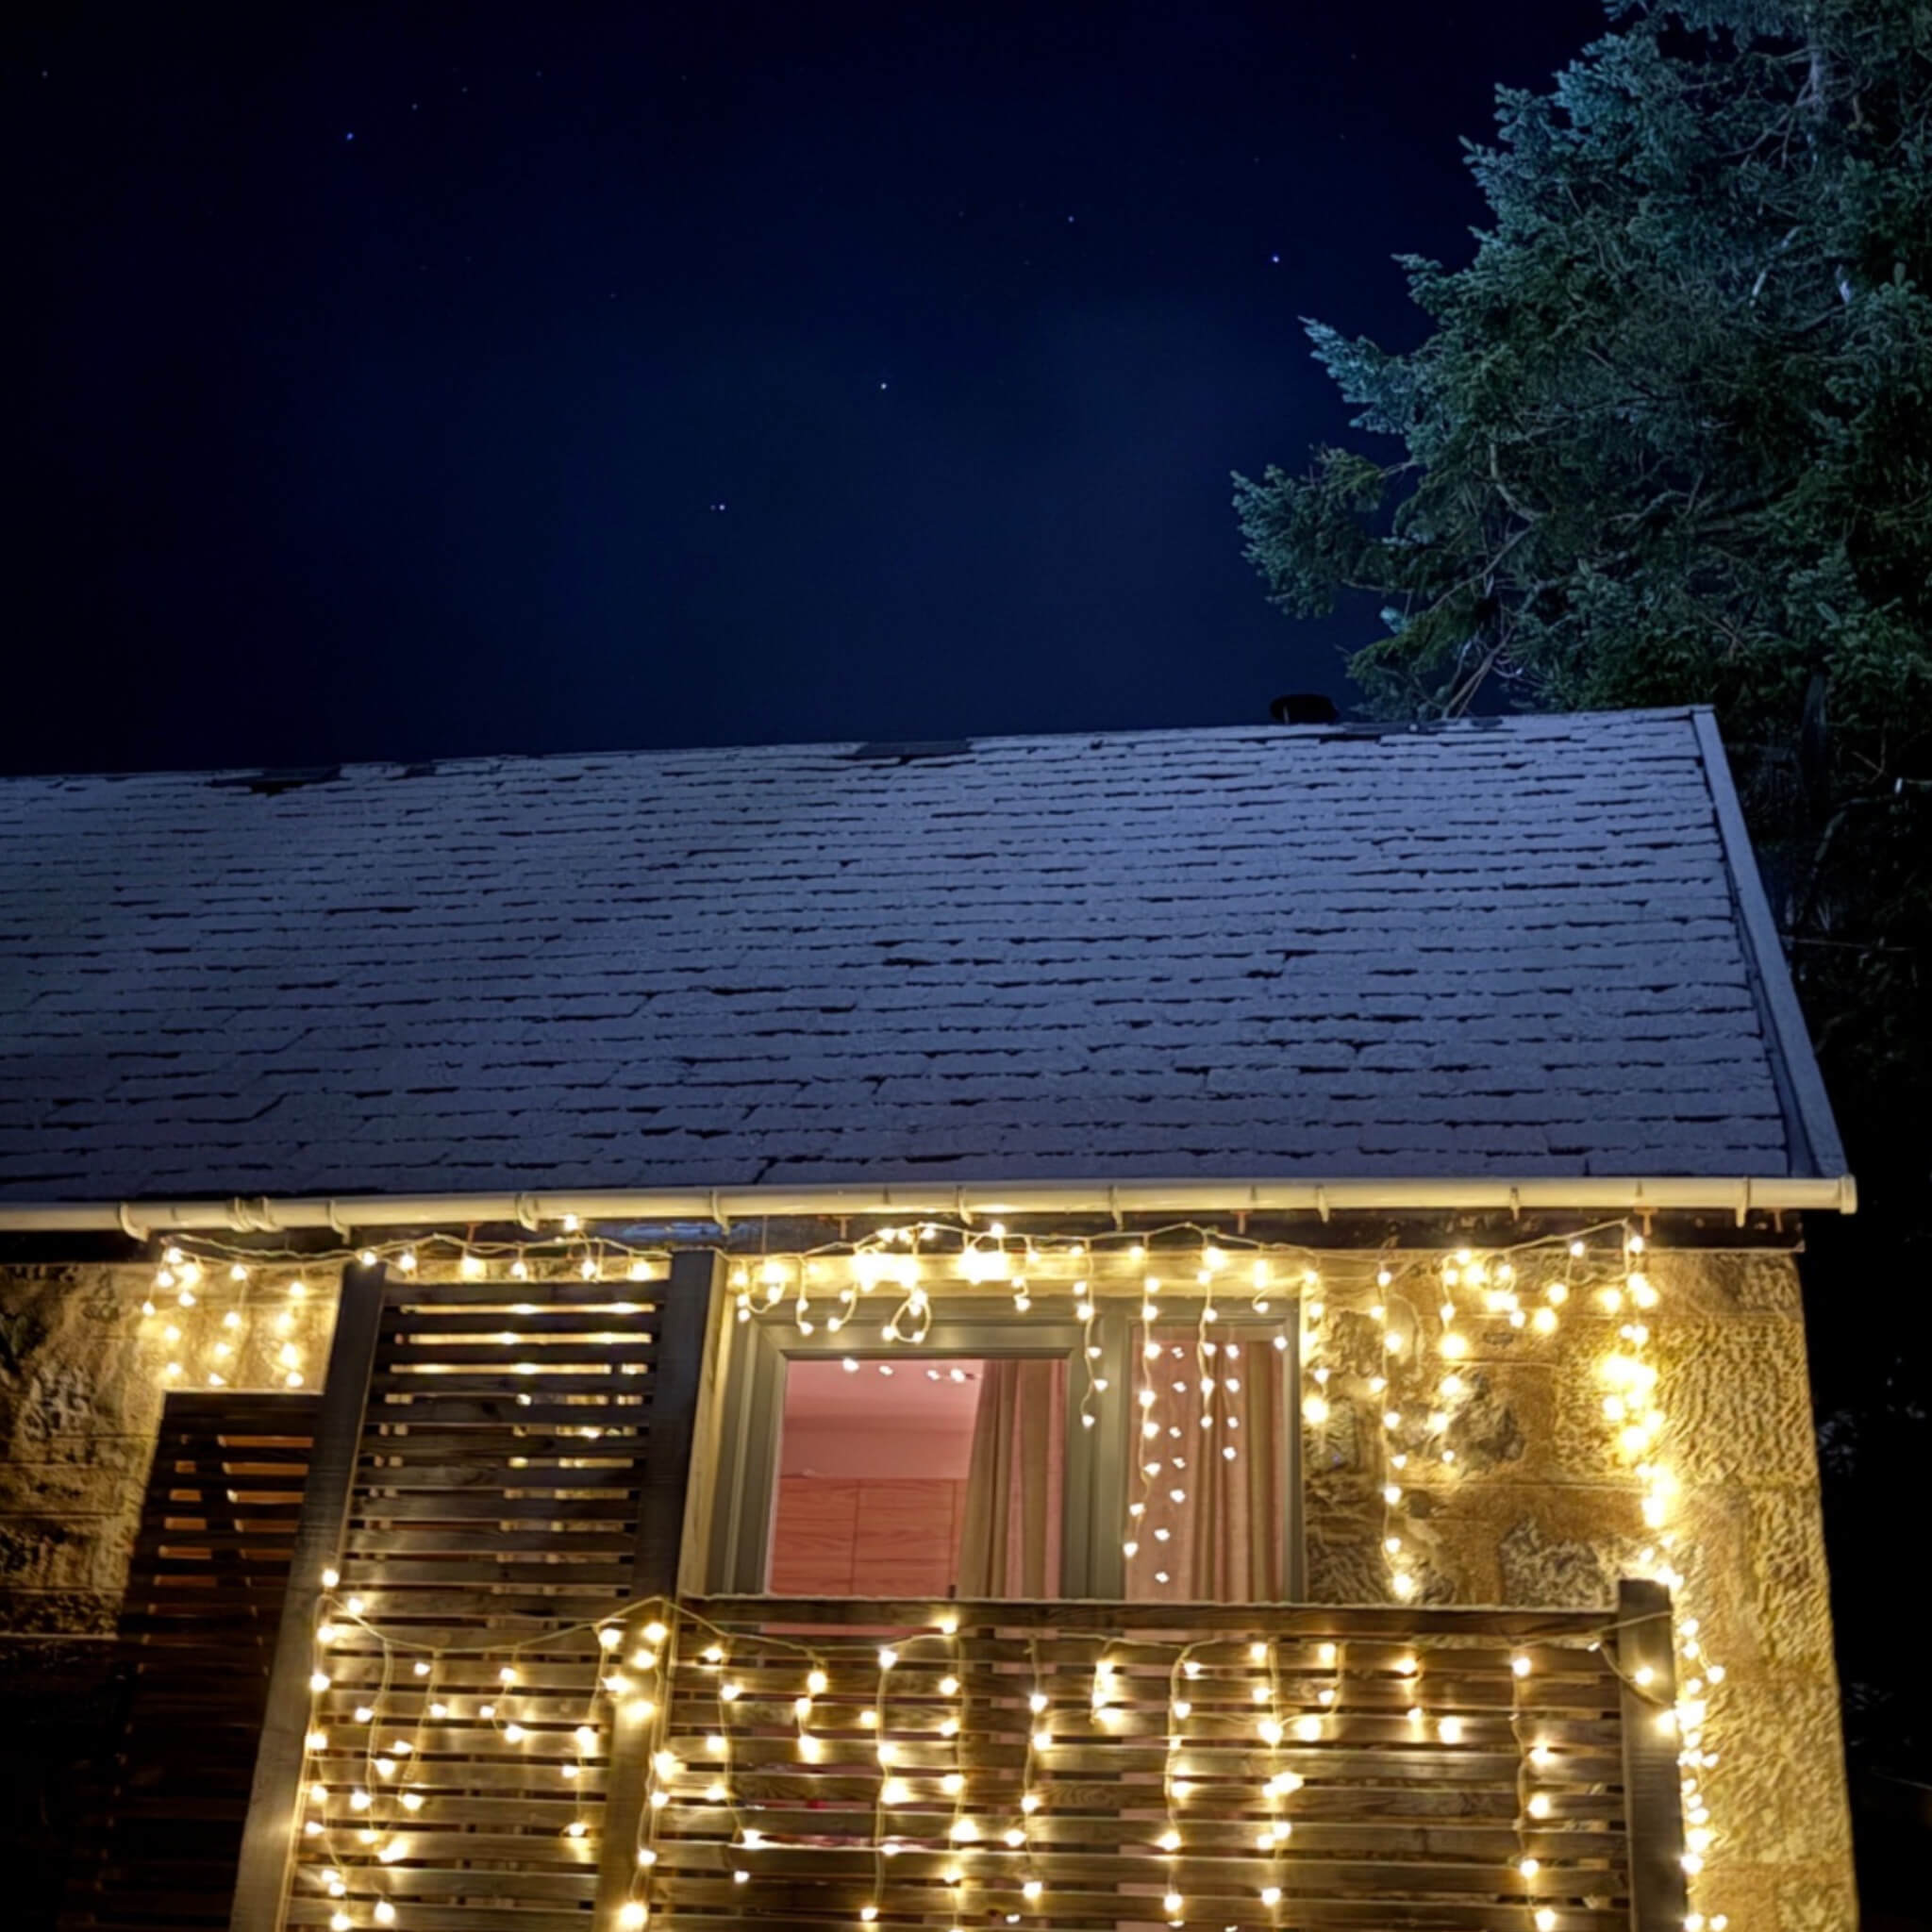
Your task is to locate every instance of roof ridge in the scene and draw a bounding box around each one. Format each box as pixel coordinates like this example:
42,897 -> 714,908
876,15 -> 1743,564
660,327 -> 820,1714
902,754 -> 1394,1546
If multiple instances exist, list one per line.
0,706 -> 1705,788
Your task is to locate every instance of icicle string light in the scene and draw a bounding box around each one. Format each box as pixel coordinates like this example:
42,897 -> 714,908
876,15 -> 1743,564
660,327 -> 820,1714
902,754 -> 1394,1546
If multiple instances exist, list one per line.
300,1587 -> 1701,1932
163,1213 -> 1725,1929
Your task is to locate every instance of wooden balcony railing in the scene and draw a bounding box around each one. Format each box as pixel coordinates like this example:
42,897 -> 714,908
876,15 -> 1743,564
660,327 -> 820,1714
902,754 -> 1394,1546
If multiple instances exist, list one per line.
644,1589 -> 1685,1932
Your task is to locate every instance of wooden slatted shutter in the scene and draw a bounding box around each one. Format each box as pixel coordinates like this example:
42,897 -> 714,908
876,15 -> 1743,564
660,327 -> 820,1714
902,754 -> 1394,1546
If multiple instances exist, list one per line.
62,1392 -> 321,1932
235,1252 -> 715,1932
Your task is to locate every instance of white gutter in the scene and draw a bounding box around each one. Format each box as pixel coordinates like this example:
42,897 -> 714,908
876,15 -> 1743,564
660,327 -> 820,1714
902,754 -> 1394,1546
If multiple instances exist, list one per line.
0,1173 -> 1856,1238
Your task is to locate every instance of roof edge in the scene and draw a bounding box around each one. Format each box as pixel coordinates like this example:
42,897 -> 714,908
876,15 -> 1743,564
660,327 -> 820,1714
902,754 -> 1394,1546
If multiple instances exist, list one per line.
1690,708 -> 1852,1187
0,1172 -> 1857,1238
0,705 -> 1709,790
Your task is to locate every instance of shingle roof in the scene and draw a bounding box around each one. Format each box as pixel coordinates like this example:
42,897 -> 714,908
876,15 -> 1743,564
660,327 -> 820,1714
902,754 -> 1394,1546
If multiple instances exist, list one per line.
0,708 -> 1845,1208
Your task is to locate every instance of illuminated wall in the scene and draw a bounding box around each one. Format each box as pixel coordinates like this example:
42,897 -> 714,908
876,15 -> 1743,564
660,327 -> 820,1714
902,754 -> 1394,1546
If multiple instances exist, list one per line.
0,1224 -> 1855,1932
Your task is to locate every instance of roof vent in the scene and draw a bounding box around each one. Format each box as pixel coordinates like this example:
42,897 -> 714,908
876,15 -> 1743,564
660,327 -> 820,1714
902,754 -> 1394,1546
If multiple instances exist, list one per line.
1270,693 -> 1340,725
207,766 -> 343,796
845,740 -> 974,763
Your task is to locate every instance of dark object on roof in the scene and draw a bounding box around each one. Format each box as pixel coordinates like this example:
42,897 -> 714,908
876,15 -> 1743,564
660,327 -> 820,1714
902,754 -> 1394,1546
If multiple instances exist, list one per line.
0,710 -> 1843,1204
1270,693 -> 1340,725
206,766 -> 344,797
844,741 -> 974,763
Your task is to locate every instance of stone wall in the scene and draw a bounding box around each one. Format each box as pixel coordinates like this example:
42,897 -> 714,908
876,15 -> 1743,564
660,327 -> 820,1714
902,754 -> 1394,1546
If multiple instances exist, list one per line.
0,1244 -> 1854,1930
1301,1245 -> 1855,1932
0,1260 -> 338,1637
0,1258 -> 341,1924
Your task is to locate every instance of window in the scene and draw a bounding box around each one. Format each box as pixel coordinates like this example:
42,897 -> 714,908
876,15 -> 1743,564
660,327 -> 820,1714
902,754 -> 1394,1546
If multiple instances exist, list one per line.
703,1295 -> 1303,1601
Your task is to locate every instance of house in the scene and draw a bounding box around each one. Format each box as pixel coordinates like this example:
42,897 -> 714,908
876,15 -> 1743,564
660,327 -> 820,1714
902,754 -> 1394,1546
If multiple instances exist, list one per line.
0,708 -> 1855,1932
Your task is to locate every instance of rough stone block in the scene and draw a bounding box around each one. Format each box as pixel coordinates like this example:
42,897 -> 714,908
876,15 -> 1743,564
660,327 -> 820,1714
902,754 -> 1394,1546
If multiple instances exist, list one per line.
0,1587 -> 118,1636
1706,1672 -> 1853,1867
1660,1316 -> 1821,1488
1747,1486 -> 1839,1671
1772,1871 -> 1858,1932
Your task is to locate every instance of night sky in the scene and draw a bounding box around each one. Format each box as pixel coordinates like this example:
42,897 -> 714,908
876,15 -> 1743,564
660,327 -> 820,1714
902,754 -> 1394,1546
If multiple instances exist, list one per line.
8,2 -> 1607,778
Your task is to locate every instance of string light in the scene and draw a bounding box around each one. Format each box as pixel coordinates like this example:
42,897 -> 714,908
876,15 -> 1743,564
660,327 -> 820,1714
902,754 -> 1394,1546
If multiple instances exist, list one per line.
143,1212 -> 1725,1930
296,1573 -> 1674,1932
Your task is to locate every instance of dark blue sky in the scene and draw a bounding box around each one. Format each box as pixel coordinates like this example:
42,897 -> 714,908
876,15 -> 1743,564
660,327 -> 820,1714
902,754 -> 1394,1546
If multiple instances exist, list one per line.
8,1 -> 1607,774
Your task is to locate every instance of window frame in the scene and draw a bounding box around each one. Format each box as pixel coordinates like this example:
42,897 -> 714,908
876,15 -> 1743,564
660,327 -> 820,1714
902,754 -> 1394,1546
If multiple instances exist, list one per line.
701,1292 -> 1302,1601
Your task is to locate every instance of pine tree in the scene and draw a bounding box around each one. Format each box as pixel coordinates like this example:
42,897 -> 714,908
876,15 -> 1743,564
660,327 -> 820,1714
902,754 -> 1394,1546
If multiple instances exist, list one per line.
1236,0 -> 1932,1795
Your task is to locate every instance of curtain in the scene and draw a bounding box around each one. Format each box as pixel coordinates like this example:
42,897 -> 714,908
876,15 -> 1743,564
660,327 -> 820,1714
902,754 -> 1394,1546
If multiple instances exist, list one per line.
957,1359 -> 1065,1596
1127,1325 -> 1287,1602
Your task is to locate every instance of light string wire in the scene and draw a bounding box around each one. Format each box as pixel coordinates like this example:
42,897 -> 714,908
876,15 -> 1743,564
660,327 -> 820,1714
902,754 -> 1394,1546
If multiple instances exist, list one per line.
145,1213 -> 1724,1931
302,1585 -> 1685,1932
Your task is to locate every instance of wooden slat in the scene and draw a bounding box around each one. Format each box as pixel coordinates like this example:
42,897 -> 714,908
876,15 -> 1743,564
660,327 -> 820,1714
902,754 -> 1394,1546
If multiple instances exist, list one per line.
692,1594 -> 1623,1640
378,1308 -> 662,1336
59,1392 -> 320,1932
382,1281 -> 663,1307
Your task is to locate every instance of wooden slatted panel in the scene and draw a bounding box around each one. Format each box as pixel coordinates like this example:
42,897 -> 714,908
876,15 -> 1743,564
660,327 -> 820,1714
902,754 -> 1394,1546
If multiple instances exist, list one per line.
653,1597 -> 1635,1932
61,1392 -> 320,1932
289,1275 -> 664,1932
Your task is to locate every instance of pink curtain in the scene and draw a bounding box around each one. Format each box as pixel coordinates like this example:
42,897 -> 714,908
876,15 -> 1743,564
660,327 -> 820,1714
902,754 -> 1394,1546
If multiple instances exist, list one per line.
1127,1326 -> 1286,1602
958,1359 -> 1065,1596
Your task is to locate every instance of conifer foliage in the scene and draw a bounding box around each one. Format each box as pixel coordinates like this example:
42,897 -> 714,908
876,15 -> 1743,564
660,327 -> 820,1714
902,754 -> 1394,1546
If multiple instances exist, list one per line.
1238,0 -> 1932,1801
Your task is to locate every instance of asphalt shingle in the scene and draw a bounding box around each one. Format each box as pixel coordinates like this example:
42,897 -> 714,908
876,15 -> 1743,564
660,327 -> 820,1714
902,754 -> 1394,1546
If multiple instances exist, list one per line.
0,709 -> 1833,1202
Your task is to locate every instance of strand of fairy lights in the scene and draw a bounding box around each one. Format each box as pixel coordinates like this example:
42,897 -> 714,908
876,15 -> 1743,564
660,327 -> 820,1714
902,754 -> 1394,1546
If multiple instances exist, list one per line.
137,1247 -> 323,1390
153,1213 -> 1730,1930
305,1581 -> 1696,1932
